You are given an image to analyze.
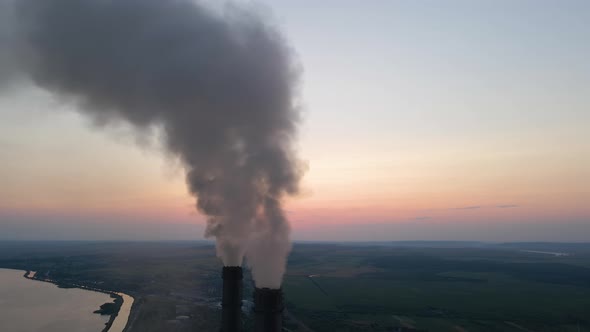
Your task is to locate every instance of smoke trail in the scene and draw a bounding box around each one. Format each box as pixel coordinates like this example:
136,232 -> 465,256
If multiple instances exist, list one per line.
0,0 -> 22,90
5,0 -> 303,288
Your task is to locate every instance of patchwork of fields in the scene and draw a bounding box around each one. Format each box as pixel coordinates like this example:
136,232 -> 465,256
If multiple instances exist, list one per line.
282,243 -> 590,331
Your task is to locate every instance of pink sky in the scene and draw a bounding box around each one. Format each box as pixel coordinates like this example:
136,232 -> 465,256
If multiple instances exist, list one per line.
0,1 -> 589,241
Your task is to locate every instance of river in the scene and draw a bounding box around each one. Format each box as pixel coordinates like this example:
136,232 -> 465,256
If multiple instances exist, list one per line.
0,268 -> 132,332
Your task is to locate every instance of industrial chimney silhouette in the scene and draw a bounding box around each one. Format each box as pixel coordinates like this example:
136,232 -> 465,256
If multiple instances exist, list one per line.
219,267 -> 284,332
221,267 -> 243,332
253,288 -> 284,332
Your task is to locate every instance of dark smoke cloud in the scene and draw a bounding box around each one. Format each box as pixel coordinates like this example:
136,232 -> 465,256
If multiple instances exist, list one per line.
0,0 -> 22,89
4,0 -> 304,288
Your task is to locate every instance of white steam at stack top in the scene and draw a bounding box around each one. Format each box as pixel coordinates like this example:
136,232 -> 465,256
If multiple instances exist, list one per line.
0,0 -> 304,289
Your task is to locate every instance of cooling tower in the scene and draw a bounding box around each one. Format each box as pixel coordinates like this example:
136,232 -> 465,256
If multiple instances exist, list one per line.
253,287 -> 284,332
221,266 -> 243,332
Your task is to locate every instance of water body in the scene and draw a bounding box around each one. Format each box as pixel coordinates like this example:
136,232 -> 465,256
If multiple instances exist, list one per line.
0,268 -> 128,332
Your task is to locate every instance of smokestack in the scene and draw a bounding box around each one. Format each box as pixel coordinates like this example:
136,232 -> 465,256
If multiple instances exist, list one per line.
253,288 -> 284,332
221,266 -> 243,332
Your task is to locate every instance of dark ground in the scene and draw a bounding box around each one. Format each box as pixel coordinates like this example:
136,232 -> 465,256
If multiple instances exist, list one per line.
1,240 -> 589,332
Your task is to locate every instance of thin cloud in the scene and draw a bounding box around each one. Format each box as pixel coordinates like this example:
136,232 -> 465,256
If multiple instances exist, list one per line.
496,204 -> 519,209
454,206 -> 481,210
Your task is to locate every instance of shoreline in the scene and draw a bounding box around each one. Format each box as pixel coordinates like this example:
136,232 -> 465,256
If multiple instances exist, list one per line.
22,270 -> 134,332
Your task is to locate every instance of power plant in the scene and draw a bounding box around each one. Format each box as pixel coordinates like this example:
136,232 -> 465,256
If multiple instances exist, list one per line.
221,267 -> 243,332
253,288 -> 284,332
220,267 -> 284,332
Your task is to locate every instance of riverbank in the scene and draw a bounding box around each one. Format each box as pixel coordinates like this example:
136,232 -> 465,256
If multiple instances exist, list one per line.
23,270 -> 134,332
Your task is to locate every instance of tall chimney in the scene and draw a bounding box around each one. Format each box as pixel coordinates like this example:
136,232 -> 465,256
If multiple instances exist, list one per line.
253,288 -> 284,332
221,266 -> 243,332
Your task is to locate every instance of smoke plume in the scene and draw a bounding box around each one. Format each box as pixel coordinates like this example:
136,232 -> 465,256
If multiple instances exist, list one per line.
2,0 -> 303,288
0,0 -> 22,89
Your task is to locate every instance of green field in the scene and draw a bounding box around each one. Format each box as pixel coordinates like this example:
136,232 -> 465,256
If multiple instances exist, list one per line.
282,243 -> 590,332
1,241 -> 589,331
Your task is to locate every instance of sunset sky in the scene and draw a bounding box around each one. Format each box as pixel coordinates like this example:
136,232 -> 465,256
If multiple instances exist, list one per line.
1,0 -> 588,241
